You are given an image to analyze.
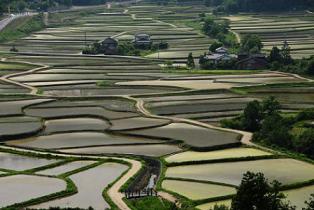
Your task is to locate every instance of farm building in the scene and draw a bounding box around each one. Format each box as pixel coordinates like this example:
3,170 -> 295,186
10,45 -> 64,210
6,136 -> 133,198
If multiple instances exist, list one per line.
205,47 -> 237,64
134,33 -> 152,48
101,37 -> 118,55
237,54 -> 269,70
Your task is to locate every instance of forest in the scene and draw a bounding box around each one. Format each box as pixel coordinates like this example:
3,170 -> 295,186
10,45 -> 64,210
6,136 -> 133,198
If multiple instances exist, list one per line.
0,0 -> 114,14
147,0 -> 314,12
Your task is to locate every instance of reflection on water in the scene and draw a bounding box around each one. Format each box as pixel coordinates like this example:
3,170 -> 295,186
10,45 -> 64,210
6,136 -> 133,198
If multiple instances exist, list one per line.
0,152 -> 57,171
34,162 -> 128,210
0,175 -> 66,208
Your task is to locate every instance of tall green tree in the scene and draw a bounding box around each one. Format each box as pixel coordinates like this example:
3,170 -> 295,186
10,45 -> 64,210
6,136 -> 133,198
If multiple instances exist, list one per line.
231,172 -> 295,210
187,52 -> 195,69
268,46 -> 283,63
241,34 -> 263,54
304,194 -> 314,210
281,40 -> 293,65
242,100 -> 263,131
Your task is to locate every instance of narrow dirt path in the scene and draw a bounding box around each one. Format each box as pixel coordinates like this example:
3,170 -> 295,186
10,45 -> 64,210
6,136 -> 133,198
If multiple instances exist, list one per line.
124,96 -> 254,146
0,61 -> 49,94
108,159 -> 142,210
0,144 -> 141,210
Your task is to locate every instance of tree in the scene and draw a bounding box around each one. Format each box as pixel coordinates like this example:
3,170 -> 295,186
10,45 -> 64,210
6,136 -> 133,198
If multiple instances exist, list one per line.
255,113 -> 292,148
211,204 -> 230,210
231,172 -> 295,210
209,41 -> 223,52
281,41 -> 293,65
304,194 -> 314,210
269,46 -> 283,63
307,59 -> 314,75
242,100 -> 263,131
187,53 -> 195,69
262,96 -> 281,116
241,34 -> 263,54
295,129 -> 314,159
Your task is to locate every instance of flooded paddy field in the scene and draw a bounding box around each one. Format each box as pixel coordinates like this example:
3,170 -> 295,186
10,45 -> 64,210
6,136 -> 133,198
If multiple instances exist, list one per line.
34,163 -> 128,210
0,3 -> 312,210
24,106 -> 138,120
0,152 -> 58,171
60,144 -> 182,157
8,132 -> 166,149
0,175 -> 66,208
124,123 -> 240,148
109,117 -> 171,131
166,159 -> 314,186
44,118 -> 110,134
37,160 -> 96,176
165,148 -> 272,164
162,179 -> 236,200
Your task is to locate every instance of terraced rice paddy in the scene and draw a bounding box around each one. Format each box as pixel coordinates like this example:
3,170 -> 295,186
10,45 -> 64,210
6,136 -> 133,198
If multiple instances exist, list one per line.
226,12 -> 314,58
34,163 -> 128,209
165,148 -> 272,163
166,159 -> 314,186
162,180 -> 236,200
284,185 -> 314,209
0,2 -> 312,210
110,117 -> 171,131
8,132 -> 166,149
124,123 -> 240,148
44,118 -> 110,134
0,152 -> 58,171
0,175 -> 66,208
37,161 -> 96,176
60,144 -> 182,157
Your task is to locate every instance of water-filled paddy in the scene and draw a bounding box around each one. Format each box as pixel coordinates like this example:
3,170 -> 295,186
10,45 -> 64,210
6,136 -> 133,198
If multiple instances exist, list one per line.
44,118 -> 110,134
37,161 -> 96,176
34,163 -> 128,210
284,185 -> 314,210
124,123 -> 240,148
0,121 -> 43,139
165,148 -> 272,163
0,99 -> 53,116
60,144 -> 182,157
0,175 -> 66,208
166,159 -> 314,186
25,107 -> 138,120
117,80 -> 236,90
110,117 -> 171,131
162,180 -> 236,200
0,152 -> 58,171
8,132 -> 166,149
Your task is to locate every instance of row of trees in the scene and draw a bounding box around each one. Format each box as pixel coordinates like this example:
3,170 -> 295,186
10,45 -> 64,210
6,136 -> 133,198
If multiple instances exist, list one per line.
222,97 -> 314,159
202,15 -> 238,48
206,0 -> 314,13
0,0 -> 72,13
0,0 -> 129,14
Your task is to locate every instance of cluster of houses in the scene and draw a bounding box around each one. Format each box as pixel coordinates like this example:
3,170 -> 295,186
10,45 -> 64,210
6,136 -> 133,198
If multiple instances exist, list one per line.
100,33 -> 152,55
204,47 -> 269,70
100,34 -> 268,70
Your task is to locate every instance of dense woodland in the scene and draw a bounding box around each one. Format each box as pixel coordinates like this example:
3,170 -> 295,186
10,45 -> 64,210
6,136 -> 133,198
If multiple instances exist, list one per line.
0,0 -> 122,14
148,0 -> 314,12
